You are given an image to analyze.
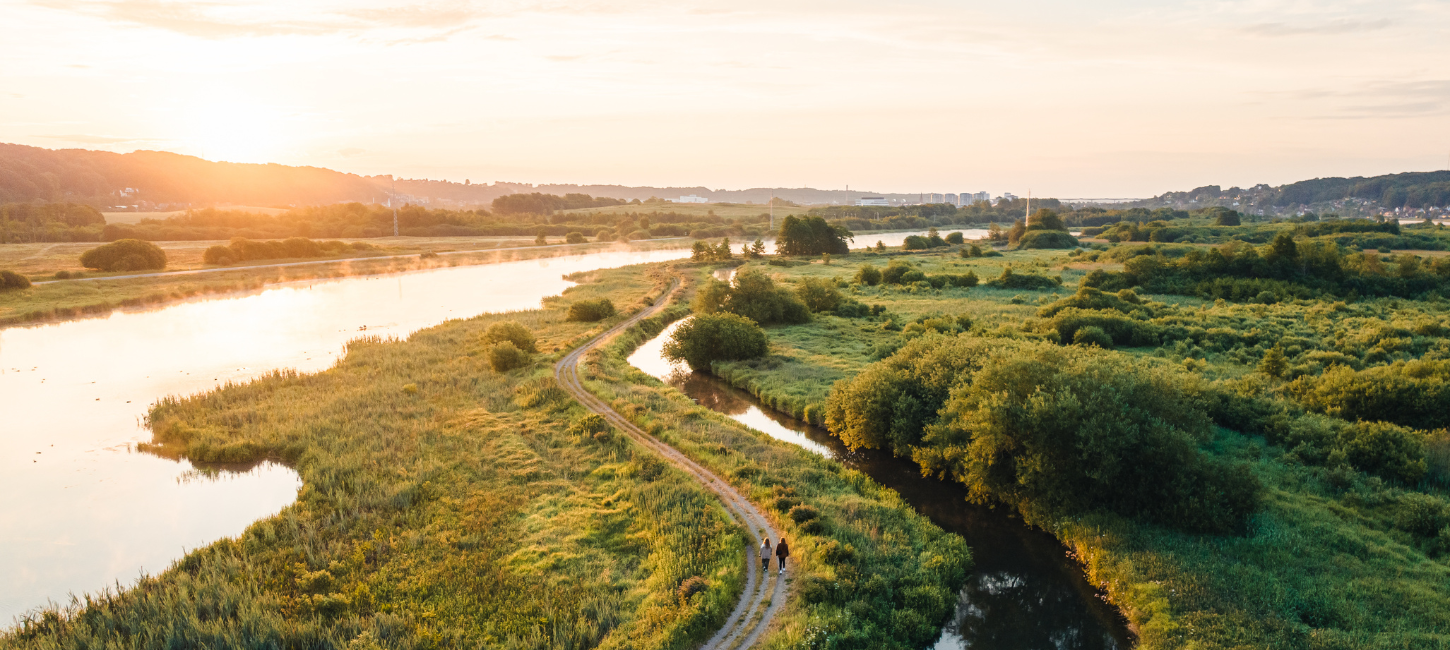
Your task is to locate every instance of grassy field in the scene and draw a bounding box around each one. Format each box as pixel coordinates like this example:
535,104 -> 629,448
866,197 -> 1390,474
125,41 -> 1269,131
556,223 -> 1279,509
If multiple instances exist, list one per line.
102,206 -> 289,225
0,239 -> 688,328
1,261 -> 968,649
689,243 -> 1450,649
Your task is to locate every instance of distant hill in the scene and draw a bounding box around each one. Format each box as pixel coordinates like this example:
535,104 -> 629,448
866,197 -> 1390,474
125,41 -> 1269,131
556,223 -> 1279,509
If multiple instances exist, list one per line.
0,143 -> 937,209
1137,170 -> 1450,216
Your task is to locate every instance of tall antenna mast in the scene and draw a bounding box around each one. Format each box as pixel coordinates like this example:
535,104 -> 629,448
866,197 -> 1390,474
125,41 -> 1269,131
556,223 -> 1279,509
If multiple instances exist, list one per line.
392,176 -> 399,237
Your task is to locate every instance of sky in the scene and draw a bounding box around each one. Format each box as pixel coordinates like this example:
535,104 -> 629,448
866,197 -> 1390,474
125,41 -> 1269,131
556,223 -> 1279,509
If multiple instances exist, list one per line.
2,0 -> 1448,197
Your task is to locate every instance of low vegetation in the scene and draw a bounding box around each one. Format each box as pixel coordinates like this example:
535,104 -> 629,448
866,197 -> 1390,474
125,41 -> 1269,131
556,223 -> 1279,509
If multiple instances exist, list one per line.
79,238 -> 167,272
0,269 -> 29,290
203,237 -> 377,265
682,235 -> 1450,649
566,298 -> 617,322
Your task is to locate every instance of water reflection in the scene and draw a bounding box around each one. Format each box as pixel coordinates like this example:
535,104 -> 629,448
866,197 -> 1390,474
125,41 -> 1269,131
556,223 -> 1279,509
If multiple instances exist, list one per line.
0,246 -> 693,625
629,320 -> 1134,649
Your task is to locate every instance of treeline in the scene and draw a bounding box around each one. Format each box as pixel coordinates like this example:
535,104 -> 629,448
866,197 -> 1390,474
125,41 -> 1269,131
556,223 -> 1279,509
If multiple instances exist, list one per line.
1082,232 -> 1450,300
1,196 -> 778,243
491,192 -> 628,215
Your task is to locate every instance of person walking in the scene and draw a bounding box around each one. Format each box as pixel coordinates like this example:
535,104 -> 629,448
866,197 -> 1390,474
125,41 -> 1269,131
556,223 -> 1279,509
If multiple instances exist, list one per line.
759,537 -> 772,572
774,537 -> 790,575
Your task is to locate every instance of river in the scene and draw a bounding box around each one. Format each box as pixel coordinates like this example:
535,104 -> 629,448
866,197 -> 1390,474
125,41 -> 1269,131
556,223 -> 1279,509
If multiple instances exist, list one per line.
0,230 -> 952,626
629,319 -> 1135,649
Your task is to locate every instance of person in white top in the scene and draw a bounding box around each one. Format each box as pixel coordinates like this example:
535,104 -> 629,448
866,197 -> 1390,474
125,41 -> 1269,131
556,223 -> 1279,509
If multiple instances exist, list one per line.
759,537 -> 772,572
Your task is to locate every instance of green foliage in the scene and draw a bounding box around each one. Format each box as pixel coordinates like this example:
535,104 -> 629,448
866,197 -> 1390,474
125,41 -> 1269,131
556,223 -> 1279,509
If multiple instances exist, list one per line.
776,215 -> 852,256
1072,325 -> 1112,348
1259,344 -> 1288,378
1288,361 -> 1450,430
944,231 -> 964,245
1026,209 -> 1067,231
795,277 -> 843,312
482,320 -> 537,353
487,340 -> 531,371
902,235 -> 928,251
828,336 -> 1262,533
0,269 -> 30,290
1037,286 -> 1142,318
966,244 -> 982,257
854,264 -> 882,286
691,269 -> 810,325
662,312 -> 769,372
566,298 -> 616,322
79,239 -> 167,272
1015,230 -> 1079,249
565,231 -> 587,244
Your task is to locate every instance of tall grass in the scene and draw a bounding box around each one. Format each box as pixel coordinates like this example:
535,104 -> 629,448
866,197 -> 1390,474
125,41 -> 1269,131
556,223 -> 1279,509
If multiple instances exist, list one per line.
2,264 -> 739,650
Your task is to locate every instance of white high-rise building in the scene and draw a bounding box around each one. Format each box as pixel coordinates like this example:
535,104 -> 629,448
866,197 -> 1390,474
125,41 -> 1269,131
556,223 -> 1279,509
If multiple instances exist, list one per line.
945,193 -> 958,206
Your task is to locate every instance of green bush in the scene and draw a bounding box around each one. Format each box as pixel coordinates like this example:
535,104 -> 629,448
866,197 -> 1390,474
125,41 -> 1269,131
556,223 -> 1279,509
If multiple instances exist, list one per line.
79,239 -> 167,272
53,270 -> 72,280
902,235 -> 928,251
795,277 -> 843,312
1016,230 -> 1079,250
1289,361 -> 1450,430
483,321 -> 538,353
0,270 -> 31,290
881,260 -> 914,284
566,298 -> 617,322
854,264 -> 882,286
1072,326 -> 1113,348
663,312 -> 769,372
692,269 -> 809,325
565,231 -> 587,244
945,231 -> 965,245
1050,308 -> 1158,347
487,341 -> 531,372
1037,286 -> 1142,318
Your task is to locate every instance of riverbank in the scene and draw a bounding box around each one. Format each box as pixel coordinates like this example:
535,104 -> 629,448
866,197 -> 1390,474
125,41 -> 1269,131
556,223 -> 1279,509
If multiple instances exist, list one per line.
0,238 -> 689,328
577,268 -> 971,649
1,260 -> 967,649
692,247 -> 1450,648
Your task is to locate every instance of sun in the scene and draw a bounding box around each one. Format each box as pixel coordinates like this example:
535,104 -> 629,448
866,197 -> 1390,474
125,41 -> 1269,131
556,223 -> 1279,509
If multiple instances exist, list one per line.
181,99 -> 289,164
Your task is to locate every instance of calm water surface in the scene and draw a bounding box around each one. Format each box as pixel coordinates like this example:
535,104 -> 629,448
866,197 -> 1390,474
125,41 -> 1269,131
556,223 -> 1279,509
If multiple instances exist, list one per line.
630,319 -> 1134,649
0,228 -> 950,626
0,246 -> 700,624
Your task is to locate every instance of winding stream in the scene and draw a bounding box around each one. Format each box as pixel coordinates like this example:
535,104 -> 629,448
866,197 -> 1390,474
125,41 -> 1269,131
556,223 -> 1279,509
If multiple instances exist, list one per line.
630,319 -> 1134,649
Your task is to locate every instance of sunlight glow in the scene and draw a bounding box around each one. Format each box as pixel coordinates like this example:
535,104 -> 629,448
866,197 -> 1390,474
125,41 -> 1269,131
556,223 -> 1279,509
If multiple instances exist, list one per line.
181,97 -> 289,164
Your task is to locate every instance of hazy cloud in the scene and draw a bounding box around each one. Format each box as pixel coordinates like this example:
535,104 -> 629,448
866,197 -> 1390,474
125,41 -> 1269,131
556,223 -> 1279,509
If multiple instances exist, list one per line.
30,0 -> 488,39
1241,18 -> 1392,36
37,134 -> 146,144
337,147 -> 368,157
1279,79 -> 1450,119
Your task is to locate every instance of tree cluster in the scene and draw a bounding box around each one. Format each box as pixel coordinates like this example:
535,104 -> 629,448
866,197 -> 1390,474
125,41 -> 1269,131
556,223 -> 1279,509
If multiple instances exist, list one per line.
775,215 -> 852,256
662,313 -> 769,371
693,269 -> 810,325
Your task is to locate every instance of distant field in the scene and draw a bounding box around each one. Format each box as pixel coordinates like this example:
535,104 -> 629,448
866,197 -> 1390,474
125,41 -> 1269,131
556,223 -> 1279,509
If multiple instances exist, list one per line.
556,202 -> 815,220
102,205 -> 288,224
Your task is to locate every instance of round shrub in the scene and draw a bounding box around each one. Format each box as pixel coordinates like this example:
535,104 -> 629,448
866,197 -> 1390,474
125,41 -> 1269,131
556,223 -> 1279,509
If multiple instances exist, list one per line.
0,270 -> 32,290
488,341 -> 531,372
677,576 -> 709,600
902,235 -> 928,251
567,298 -> 616,322
787,504 -> 819,523
663,313 -> 769,372
945,231 -> 965,245
483,321 -> 538,353
203,245 -> 235,265
565,231 -> 587,244
855,264 -> 882,286
53,270 -> 71,280
1016,230 -> 1080,250
1073,326 -> 1113,348
795,277 -> 842,312
80,239 -> 166,272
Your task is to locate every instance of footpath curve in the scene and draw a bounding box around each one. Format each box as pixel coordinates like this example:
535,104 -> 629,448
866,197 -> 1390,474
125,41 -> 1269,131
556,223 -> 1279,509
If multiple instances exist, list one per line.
554,280 -> 787,650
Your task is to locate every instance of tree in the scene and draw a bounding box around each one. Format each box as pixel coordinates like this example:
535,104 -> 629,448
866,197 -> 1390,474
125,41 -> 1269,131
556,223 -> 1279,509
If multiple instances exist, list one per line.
795,277 -> 843,312
776,215 -> 852,256
1026,209 -> 1066,231
662,313 -> 769,372
874,241 -> 886,253
903,235 -> 928,251
535,227 -> 548,245
1259,345 -> 1288,378
714,238 -> 732,261
483,321 -> 537,352
750,238 -> 766,258
945,232 -> 964,245
79,239 -> 166,272
1007,220 -> 1026,245
855,264 -> 882,286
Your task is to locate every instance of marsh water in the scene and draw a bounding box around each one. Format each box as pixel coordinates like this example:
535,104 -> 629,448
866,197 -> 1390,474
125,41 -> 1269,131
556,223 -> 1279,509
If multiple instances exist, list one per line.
630,320 -> 1134,649
0,231 -> 955,626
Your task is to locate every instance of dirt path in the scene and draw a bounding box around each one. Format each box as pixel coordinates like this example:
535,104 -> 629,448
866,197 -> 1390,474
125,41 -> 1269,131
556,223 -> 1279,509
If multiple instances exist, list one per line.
553,280 -> 787,650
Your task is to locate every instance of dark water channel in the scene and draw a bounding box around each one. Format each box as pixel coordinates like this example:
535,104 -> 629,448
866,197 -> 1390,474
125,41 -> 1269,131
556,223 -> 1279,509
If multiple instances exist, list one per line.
630,322 -> 1134,649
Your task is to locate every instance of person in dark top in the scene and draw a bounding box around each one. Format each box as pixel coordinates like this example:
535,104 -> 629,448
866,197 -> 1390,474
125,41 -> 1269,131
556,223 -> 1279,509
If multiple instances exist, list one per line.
774,537 -> 790,575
